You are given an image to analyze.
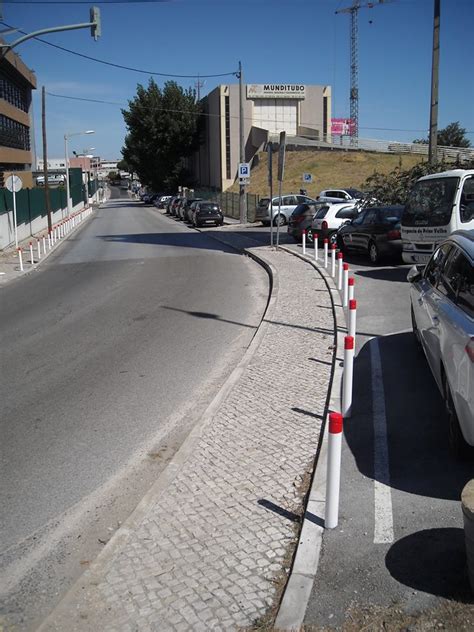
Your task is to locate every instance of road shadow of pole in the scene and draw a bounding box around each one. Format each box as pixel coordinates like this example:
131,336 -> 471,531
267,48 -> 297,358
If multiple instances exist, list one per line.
385,528 -> 473,602
345,332 -> 472,501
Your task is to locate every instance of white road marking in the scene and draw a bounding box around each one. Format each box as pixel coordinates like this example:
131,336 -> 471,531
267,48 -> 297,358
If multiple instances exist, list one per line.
370,338 -> 394,544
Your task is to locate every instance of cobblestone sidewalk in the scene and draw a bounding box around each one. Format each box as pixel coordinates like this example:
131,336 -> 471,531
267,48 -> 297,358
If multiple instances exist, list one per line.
38,243 -> 336,632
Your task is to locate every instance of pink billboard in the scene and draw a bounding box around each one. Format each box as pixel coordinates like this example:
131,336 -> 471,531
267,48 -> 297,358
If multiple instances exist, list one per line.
331,118 -> 355,135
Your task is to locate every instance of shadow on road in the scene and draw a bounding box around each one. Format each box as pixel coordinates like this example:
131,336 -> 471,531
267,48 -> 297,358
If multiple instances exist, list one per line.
386,528 -> 473,602
345,332 -> 472,501
355,266 -> 411,283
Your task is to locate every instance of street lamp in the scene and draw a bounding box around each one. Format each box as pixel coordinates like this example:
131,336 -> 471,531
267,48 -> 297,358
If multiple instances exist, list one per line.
64,129 -> 94,215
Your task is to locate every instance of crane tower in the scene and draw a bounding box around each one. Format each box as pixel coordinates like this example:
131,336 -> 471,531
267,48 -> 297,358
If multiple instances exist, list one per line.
335,0 -> 392,142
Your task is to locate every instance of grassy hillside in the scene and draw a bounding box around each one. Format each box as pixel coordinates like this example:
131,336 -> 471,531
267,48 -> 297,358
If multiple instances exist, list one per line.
228,149 -> 426,198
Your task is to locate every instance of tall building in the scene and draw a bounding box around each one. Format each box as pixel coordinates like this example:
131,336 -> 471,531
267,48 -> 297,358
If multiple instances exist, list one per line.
192,83 -> 331,192
0,44 -> 37,186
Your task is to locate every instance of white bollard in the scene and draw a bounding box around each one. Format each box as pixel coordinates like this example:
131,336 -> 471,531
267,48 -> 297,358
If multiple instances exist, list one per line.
302,230 -> 306,256
314,234 -> 319,261
37,239 -> 41,260
337,252 -> 343,290
342,335 -> 354,418
18,247 -> 24,271
348,277 -> 355,302
331,243 -> 336,277
325,411 -> 344,529
324,239 -> 329,269
343,263 -> 349,307
349,299 -> 357,340
42,235 -> 46,253
29,242 -> 34,265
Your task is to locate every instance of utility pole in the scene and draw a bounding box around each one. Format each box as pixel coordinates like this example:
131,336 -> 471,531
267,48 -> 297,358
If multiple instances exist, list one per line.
194,74 -> 205,102
428,0 -> 440,164
335,1 -> 393,144
238,61 -> 247,224
41,86 -> 52,232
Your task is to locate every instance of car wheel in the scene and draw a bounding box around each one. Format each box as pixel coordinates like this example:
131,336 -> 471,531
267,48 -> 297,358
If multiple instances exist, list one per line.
368,240 -> 380,264
329,232 -> 338,245
411,305 -> 421,346
444,374 -> 471,459
273,214 -> 286,227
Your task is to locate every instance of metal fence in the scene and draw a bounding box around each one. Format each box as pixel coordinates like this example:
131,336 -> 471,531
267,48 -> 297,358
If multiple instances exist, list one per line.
193,189 -> 260,223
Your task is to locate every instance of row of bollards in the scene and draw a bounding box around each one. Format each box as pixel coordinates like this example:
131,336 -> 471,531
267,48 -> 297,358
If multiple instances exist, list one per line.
16,206 -> 93,271
301,230 -> 357,529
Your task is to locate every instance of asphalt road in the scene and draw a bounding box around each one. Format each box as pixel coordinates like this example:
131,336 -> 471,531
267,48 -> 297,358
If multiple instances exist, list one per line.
0,190 -> 269,630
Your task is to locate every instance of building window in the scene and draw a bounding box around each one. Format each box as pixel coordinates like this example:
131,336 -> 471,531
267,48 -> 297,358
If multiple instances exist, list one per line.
0,114 -> 31,150
225,95 -> 231,180
0,71 -> 29,112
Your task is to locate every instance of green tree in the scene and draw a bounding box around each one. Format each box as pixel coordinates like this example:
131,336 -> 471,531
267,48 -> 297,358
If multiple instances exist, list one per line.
413,121 -> 471,148
116,159 -> 131,172
121,79 -> 201,191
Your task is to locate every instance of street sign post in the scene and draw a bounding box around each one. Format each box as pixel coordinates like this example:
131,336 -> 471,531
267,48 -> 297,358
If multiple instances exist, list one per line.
268,144 -> 274,248
6,174 -> 22,249
276,131 -> 286,249
238,162 -> 250,185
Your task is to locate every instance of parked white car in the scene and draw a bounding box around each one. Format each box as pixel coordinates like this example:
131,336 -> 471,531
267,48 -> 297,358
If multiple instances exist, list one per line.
408,230 -> 474,458
317,188 -> 365,204
308,202 -> 359,243
255,194 -> 317,226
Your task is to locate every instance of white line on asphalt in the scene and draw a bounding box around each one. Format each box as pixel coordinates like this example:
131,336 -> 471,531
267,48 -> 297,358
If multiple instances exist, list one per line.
370,337 -> 394,544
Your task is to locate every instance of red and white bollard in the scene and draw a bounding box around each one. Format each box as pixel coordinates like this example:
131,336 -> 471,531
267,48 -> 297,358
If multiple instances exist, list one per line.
325,411 -> 344,529
343,263 -> 349,307
348,276 -> 355,302
342,335 -> 354,418
302,230 -> 307,256
331,243 -> 336,277
37,239 -> 41,260
17,247 -> 24,271
29,241 -> 34,265
324,238 -> 329,269
42,235 -> 46,254
337,252 -> 343,290
349,299 -> 357,340
314,234 -> 319,261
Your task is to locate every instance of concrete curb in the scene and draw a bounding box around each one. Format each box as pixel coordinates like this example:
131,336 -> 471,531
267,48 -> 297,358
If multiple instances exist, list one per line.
274,246 -> 347,631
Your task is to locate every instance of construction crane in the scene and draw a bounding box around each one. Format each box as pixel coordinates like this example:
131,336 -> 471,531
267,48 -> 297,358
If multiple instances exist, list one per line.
335,0 -> 393,142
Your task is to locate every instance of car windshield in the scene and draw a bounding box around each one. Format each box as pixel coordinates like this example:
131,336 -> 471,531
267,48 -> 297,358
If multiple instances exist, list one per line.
403,177 -> 458,227
200,203 -> 219,211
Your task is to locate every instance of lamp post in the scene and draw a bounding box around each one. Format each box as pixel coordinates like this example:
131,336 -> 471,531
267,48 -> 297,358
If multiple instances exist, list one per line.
64,130 -> 94,215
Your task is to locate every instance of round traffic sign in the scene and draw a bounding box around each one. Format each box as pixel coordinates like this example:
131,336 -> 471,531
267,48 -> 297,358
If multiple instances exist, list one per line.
5,174 -> 23,193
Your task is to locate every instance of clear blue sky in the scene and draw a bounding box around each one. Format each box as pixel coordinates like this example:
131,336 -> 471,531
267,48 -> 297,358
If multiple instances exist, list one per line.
3,0 -> 473,161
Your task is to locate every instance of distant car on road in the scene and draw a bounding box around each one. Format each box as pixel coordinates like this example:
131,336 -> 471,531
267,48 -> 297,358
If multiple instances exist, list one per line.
256,194 -> 317,227
408,230 -> 474,458
317,188 -> 365,204
336,205 -> 404,263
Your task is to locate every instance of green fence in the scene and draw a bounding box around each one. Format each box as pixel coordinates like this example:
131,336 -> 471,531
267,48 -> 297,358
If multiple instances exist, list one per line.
194,189 -> 260,222
0,168 -> 88,224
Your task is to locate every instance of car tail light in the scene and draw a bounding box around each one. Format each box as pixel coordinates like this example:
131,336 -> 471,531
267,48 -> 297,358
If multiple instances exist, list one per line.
387,229 -> 401,240
322,221 -> 328,230
466,338 -> 474,362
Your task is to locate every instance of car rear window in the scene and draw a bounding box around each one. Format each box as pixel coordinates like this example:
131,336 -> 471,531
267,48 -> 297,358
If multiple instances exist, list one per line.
291,204 -> 310,217
258,198 -> 271,208
200,203 -> 220,211
380,208 -> 404,224
315,206 -> 330,219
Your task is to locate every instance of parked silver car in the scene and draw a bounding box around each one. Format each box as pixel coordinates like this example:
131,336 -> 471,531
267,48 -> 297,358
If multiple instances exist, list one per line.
255,194 -> 317,226
316,188 -> 365,204
408,230 -> 474,458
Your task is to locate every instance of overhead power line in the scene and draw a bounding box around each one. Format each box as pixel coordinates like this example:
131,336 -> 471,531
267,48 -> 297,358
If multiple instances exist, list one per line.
0,20 -> 238,78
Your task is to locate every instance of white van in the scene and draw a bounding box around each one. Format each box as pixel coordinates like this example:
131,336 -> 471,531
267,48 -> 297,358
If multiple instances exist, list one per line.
401,169 -> 474,264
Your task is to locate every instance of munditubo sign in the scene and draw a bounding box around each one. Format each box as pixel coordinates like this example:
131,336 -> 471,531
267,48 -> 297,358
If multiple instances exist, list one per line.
247,84 -> 306,99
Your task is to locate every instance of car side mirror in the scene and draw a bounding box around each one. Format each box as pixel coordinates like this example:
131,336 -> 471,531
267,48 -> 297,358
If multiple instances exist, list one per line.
344,219 -> 352,225
407,265 -> 424,284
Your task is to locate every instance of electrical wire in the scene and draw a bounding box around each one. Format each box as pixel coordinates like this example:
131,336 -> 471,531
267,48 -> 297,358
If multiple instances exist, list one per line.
0,20 -> 238,79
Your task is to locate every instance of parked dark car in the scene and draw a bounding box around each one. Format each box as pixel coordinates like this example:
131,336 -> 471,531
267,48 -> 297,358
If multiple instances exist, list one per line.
336,205 -> 404,264
142,192 -> 160,204
170,197 -> 184,217
288,203 -> 324,242
191,200 -> 224,227
166,196 -> 178,214
181,198 -> 203,222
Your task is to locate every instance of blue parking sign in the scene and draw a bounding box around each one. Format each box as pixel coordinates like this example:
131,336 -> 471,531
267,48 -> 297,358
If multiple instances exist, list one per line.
239,163 -> 250,178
